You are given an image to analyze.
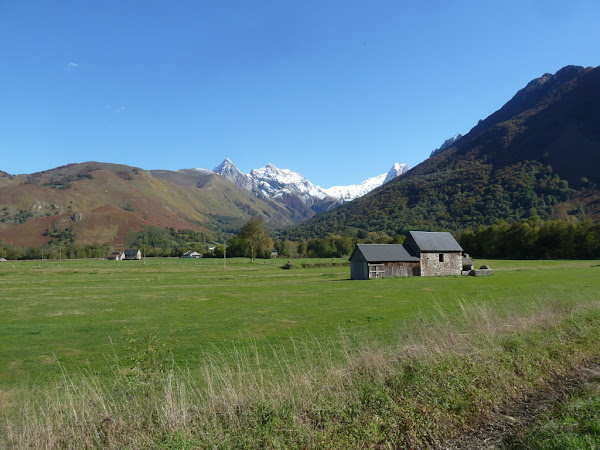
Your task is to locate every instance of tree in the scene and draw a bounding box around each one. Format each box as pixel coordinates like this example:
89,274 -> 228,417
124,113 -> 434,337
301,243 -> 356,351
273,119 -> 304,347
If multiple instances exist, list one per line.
238,218 -> 270,263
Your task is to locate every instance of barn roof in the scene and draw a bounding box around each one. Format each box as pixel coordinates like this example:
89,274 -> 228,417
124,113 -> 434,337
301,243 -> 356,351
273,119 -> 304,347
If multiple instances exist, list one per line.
408,231 -> 463,252
124,249 -> 140,256
351,244 -> 420,262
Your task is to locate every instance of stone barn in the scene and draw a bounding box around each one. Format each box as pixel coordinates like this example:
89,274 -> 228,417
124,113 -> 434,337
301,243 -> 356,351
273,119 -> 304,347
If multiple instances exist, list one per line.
350,231 -> 464,279
404,231 -> 463,277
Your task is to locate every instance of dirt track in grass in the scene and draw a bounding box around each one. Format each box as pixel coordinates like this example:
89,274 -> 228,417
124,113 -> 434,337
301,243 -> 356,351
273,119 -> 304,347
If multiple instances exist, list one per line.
440,357 -> 600,449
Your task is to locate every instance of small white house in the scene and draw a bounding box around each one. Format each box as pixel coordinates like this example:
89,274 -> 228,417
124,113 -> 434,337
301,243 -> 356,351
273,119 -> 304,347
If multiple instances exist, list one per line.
182,251 -> 202,258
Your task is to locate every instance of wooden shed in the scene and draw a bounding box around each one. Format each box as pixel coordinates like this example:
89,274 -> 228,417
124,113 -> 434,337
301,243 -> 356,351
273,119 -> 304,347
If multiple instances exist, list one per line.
349,244 -> 420,280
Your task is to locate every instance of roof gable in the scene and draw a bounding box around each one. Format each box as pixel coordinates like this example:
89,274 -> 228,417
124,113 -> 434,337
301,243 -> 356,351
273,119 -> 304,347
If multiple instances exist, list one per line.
407,231 -> 463,252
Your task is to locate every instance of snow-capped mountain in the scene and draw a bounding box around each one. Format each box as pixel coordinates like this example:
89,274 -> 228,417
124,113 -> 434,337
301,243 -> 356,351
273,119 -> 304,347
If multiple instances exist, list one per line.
324,163 -> 410,202
248,164 -> 330,204
205,159 -> 409,213
212,158 -> 253,191
383,162 -> 410,184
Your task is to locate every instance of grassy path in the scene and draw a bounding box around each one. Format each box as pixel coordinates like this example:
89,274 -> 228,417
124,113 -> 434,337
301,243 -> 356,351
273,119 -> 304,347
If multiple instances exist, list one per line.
443,357 -> 600,449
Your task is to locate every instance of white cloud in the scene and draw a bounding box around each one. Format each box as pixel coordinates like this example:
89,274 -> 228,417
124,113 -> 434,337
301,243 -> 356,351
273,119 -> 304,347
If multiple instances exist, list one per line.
64,62 -> 79,72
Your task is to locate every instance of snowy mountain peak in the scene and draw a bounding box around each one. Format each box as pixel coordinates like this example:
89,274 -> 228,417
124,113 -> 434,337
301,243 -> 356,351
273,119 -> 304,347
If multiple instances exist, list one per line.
208,158 -> 410,211
213,158 -> 236,173
326,163 -> 410,202
213,158 -> 253,191
249,163 -> 329,201
383,163 -> 410,184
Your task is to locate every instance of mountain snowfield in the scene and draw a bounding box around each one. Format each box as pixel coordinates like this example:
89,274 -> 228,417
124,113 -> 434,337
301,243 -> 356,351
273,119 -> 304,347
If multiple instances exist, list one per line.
199,159 -> 410,206
325,163 -> 410,201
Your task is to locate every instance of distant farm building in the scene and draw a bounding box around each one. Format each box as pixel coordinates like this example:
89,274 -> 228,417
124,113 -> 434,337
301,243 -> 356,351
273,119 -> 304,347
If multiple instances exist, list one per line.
350,231 -> 464,280
182,251 -> 202,258
107,251 -> 125,261
123,249 -> 142,260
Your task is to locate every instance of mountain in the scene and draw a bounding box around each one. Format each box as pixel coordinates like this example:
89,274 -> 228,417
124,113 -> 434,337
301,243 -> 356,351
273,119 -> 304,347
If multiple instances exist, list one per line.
212,158 -> 253,191
212,159 -> 410,209
326,163 -> 410,202
383,163 -> 411,184
283,65 -> 600,239
0,162 -> 297,247
430,134 -> 462,158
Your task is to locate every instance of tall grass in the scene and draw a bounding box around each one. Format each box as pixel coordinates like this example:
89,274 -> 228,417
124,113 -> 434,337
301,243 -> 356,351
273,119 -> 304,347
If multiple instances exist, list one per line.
2,297 -> 600,448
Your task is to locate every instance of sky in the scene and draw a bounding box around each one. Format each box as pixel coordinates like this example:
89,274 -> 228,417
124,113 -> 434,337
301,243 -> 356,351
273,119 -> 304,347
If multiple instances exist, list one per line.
1,1 -> 599,187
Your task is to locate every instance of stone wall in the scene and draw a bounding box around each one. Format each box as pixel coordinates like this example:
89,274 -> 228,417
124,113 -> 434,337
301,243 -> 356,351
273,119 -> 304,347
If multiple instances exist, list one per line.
420,252 -> 462,276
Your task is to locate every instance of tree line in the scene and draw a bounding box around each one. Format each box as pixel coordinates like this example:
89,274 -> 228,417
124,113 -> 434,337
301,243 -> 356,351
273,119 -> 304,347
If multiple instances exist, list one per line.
459,217 -> 600,259
2,216 -> 599,261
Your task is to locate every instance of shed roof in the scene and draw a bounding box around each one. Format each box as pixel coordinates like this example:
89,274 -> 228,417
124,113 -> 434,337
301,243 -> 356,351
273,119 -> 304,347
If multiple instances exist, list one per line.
408,231 -> 463,252
351,244 -> 420,262
124,249 -> 140,256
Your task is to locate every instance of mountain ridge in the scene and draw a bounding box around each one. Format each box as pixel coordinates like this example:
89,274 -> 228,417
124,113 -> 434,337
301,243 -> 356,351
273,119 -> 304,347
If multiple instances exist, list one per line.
282,64 -> 600,240
208,159 -> 410,210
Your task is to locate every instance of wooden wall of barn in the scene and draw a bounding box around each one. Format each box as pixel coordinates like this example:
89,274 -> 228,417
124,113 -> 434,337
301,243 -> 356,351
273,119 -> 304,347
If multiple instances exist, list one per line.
351,262 -> 369,280
382,262 -> 420,277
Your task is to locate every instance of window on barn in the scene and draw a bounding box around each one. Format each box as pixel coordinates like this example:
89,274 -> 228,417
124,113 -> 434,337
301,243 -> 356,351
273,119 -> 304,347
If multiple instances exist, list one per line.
439,254 -> 444,262
368,264 -> 385,279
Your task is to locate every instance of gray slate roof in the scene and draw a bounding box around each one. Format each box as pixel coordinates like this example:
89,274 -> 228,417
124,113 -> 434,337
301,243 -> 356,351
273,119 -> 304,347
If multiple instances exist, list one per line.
408,231 -> 463,252
351,244 -> 420,262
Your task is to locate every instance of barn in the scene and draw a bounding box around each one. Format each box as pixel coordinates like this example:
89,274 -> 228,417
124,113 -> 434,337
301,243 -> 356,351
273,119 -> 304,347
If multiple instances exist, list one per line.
350,231 -> 464,280
405,231 -> 463,277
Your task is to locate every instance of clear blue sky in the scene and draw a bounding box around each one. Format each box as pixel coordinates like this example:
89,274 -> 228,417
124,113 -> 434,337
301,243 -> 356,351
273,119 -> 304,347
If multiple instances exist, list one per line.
1,1 -> 598,187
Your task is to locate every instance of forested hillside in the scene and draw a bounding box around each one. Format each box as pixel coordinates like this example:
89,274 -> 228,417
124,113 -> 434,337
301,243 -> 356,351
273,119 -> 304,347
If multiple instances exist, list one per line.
282,65 -> 600,240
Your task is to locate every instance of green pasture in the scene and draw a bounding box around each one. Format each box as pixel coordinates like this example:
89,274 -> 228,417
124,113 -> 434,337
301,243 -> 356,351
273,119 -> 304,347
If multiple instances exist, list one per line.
0,257 -> 598,388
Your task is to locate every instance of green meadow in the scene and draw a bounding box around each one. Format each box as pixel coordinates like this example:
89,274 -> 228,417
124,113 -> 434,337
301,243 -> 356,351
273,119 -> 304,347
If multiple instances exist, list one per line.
1,257 -> 598,387
1,257 -> 600,448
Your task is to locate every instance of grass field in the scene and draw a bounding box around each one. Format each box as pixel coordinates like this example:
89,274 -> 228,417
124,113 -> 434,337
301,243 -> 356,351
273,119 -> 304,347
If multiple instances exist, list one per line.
0,257 -> 596,387
1,257 -> 599,447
